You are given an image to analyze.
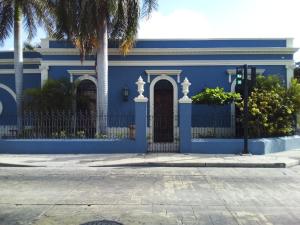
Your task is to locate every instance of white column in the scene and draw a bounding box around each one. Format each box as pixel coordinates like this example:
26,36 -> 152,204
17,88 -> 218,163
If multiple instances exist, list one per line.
40,38 -> 50,48
39,64 -> 49,87
286,65 -> 295,88
0,101 -> 3,116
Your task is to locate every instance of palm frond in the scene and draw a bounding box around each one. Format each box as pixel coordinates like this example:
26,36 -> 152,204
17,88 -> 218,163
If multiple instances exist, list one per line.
52,0 -> 158,57
0,0 -> 14,44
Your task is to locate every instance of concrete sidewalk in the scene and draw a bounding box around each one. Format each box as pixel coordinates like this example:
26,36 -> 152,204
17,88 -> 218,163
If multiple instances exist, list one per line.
1,150 -> 300,168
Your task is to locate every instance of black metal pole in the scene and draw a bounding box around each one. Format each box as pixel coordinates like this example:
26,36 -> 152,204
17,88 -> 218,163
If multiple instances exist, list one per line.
243,64 -> 249,154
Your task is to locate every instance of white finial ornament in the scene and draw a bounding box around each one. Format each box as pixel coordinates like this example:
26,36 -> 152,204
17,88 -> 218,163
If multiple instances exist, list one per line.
179,77 -> 192,103
134,76 -> 148,102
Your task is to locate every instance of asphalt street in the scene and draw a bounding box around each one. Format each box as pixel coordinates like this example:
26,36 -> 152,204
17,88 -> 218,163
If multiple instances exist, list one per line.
1,165 -> 300,225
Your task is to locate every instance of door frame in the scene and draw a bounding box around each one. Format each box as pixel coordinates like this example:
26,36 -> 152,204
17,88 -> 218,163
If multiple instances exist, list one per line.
149,75 -> 178,143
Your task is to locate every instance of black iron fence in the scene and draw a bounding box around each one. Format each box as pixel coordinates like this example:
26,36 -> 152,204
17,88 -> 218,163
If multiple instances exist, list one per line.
192,115 -> 236,138
147,115 -> 179,153
0,111 -> 135,139
192,115 -> 298,139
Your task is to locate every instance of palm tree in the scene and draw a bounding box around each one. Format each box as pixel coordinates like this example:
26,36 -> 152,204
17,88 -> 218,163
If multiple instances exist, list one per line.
0,0 -> 54,132
53,0 -> 158,133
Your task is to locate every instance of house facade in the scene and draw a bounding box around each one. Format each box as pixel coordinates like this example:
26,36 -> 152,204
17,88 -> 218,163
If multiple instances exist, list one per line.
0,38 -> 298,153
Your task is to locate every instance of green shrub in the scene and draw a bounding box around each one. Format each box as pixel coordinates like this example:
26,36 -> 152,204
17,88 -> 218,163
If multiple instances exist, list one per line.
237,75 -> 300,137
192,87 -> 241,105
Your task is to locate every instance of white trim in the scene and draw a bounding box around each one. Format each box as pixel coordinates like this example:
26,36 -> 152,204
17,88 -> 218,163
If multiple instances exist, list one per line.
149,75 -> 178,143
67,70 -> 97,84
40,38 -> 50,48
74,74 -> 98,87
0,83 -> 16,102
227,69 -> 266,75
286,65 -> 295,87
0,101 -> 3,115
35,47 -> 298,56
0,69 -> 40,74
39,64 -> 49,87
178,97 -> 192,103
0,58 -> 40,64
67,70 -> 96,76
145,70 -> 182,83
40,59 -> 295,67
286,38 -> 294,48
134,97 -> 148,102
227,69 -> 266,83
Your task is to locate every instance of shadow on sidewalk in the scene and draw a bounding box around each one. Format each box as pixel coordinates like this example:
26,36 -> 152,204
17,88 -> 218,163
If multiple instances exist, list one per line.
80,220 -> 123,225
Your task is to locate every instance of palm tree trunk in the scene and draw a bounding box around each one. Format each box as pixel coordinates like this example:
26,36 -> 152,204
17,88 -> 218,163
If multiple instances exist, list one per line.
14,2 -> 23,133
96,18 -> 108,134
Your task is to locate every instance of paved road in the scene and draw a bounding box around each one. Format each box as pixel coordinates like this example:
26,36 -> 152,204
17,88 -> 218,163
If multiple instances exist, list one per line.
1,165 -> 300,225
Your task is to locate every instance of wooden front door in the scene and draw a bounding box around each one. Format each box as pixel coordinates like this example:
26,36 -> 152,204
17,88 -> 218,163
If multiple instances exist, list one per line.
154,80 -> 174,142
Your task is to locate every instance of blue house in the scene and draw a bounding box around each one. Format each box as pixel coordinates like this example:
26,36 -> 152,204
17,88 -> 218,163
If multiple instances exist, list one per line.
0,38 -> 298,154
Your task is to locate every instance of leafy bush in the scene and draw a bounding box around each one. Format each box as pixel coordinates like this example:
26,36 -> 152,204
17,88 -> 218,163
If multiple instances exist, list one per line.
192,87 -> 241,105
237,75 -> 300,137
24,79 -> 75,112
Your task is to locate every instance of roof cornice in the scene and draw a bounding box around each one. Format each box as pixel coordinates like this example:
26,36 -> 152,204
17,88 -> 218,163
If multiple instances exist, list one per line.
35,47 -> 298,56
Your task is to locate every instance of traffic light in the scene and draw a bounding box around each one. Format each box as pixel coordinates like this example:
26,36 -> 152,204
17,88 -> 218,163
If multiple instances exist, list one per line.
236,68 -> 243,86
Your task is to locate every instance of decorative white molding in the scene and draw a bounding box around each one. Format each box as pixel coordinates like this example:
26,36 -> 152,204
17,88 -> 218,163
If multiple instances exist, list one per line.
39,64 -> 49,87
145,70 -> 182,83
0,101 -> 3,115
40,59 -> 295,67
0,69 -> 40,74
35,47 -> 298,56
178,97 -> 192,103
0,58 -> 40,64
40,38 -> 50,48
134,97 -> 148,102
226,69 -> 266,83
149,75 -> 178,143
179,77 -> 192,103
135,76 -> 147,101
286,65 -> 295,87
67,70 -> 96,75
286,38 -> 294,48
73,74 -> 98,87
67,70 -> 97,83
0,83 -> 16,102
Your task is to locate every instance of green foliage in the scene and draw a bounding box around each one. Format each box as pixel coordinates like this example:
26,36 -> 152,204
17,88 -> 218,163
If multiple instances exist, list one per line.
192,87 -> 241,105
0,0 -> 55,44
287,79 -> 300,112
24,79 -> 75,112
95,133 -> 108,139
236,75 -> 300,137
53,0 -> 157,57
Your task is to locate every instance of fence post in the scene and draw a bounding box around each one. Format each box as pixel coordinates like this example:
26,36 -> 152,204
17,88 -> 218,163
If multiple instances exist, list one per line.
134,76 -> 148,153
179,78 -> 192,153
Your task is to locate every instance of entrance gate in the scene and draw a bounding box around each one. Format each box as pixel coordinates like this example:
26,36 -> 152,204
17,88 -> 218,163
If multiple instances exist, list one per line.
148,79 -> 179,153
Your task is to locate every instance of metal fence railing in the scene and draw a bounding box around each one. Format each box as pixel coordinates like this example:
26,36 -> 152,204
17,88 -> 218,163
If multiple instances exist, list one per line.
192,115 -> 298,139
192,115 -> 236,138
0,111 -> 135,140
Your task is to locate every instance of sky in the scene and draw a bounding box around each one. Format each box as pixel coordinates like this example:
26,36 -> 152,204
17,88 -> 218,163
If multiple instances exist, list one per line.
1,0 -> 300,60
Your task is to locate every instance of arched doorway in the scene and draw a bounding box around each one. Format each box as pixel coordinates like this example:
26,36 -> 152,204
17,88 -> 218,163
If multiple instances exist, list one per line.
76,79 -> 96,113
153,79 -> 174,142
76,79 -> 97,137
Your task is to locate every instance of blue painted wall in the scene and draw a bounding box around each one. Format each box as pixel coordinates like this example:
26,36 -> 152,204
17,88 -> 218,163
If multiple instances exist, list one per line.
190,135 -> 300,155
0,139 -> 142,154
0,39 -> 293,125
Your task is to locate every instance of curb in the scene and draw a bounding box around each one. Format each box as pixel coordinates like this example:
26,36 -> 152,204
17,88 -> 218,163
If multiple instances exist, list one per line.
0,163 -> 45,167
89,161 -> 298,168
